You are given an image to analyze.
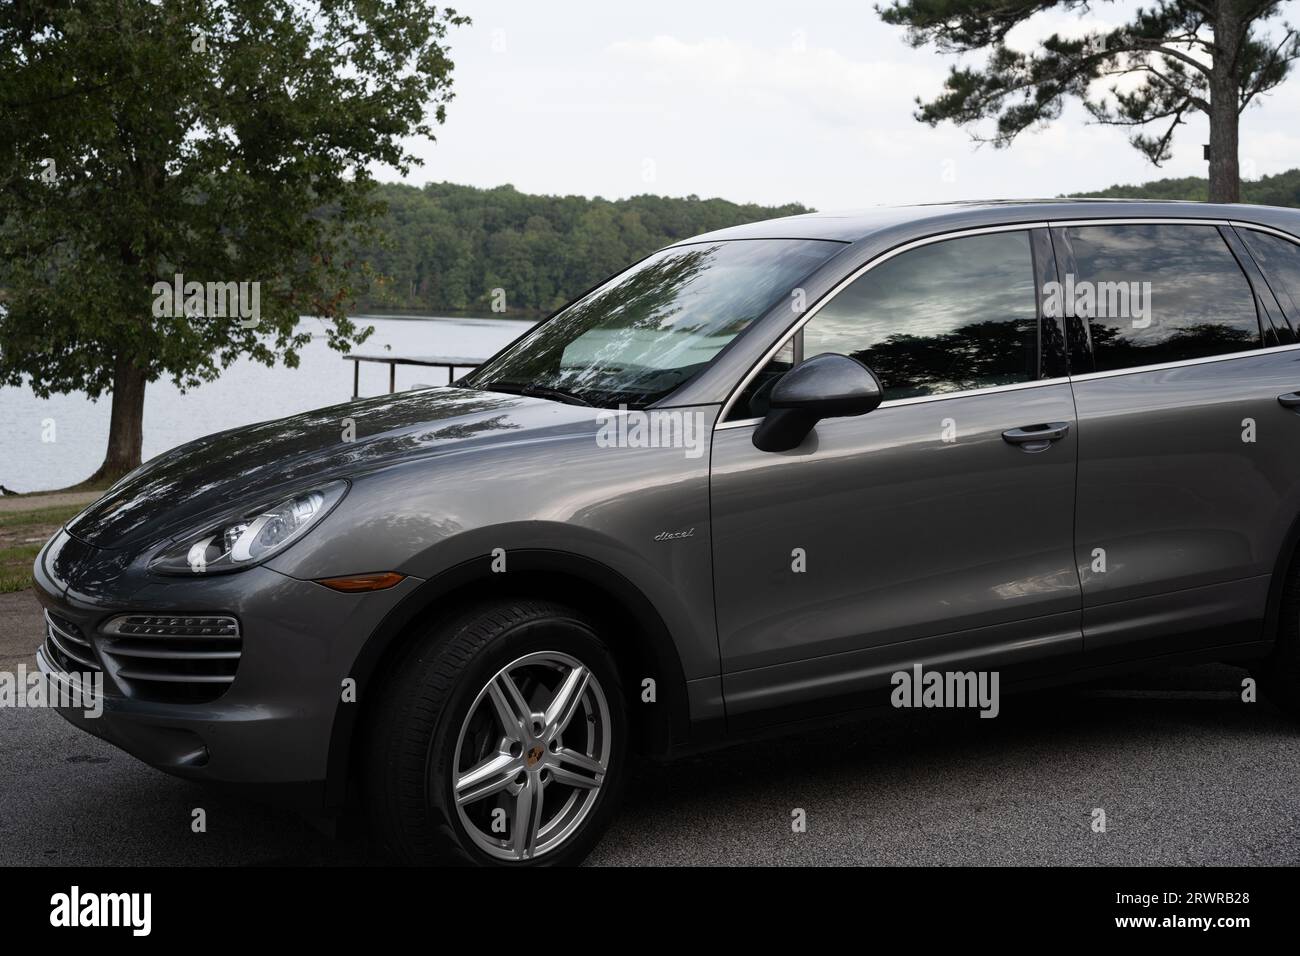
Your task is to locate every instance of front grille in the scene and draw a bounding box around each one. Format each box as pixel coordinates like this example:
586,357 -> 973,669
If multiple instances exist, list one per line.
99,614 -> 242,703
43,611 -> 102,674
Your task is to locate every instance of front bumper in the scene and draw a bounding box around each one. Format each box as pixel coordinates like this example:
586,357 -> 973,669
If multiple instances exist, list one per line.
33,529 -> 419,803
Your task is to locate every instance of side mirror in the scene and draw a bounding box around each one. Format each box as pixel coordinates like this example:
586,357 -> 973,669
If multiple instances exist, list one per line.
752,352 -> 883,453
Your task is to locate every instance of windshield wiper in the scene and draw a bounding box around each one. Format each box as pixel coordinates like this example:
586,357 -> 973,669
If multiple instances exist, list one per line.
477,381 -> 593,407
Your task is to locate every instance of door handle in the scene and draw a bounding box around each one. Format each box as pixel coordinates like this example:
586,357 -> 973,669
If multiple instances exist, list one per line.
1278,392 -> 1300,408
1002,422 -> 1070,452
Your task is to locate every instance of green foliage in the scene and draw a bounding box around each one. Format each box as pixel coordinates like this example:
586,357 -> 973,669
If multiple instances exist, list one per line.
878,1 -> 1300,169
1070,167 -> 1300,205
353,182 -> 811,314
0,503 -> 84,593
0,504 -> 88,529
0,0 -> 468,400
0,544 -> 42,594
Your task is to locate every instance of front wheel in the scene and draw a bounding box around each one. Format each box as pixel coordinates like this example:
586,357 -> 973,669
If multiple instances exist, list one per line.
364,600 -> 627,865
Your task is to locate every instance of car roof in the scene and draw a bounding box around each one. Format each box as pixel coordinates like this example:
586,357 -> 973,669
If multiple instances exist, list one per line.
672,199 -> 1300,244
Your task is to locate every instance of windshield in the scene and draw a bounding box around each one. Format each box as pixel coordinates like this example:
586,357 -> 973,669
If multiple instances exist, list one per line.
462,238 -> 842,408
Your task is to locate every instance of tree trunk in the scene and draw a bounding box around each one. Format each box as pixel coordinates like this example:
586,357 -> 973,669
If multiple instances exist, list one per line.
85,353 -> 147,487
1208,1 -> 1241,204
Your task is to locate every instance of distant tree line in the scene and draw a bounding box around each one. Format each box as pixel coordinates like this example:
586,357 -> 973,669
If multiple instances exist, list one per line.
352,170 -> 1300,316
352,182 -> 811,315
8,171 -> 1300,322
1074,166 -> 1300,204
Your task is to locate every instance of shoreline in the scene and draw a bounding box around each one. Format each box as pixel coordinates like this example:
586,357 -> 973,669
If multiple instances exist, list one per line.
2,313 -> 532,496
341,310 -> 544,322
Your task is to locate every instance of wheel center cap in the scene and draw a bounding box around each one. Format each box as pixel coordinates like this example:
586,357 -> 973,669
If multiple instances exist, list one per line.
526,745 -> 545,767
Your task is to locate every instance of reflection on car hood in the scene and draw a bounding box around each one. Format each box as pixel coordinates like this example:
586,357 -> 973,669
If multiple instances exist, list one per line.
66,386 -> 590,550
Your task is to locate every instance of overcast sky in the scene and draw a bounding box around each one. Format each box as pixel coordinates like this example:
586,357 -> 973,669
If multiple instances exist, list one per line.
384,0 -> 1300,210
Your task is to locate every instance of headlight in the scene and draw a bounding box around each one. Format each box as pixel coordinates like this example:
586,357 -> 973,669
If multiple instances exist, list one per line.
149,481 -> 348,575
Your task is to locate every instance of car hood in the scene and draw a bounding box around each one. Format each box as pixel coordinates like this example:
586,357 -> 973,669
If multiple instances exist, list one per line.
66,386 -> 593,551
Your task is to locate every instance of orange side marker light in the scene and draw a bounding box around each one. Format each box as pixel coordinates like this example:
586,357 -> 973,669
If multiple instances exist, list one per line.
316,572 -> 406,592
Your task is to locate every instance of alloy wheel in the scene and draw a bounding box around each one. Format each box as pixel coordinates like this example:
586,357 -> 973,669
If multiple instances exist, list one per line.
451,650 -> 612,862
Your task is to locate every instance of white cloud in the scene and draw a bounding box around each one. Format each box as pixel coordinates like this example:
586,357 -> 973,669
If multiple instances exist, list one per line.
384,0 -> 1300,209
606,34 -> 942,126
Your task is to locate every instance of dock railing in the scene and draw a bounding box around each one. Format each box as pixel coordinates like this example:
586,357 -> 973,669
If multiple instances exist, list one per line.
344,354 -> 483,398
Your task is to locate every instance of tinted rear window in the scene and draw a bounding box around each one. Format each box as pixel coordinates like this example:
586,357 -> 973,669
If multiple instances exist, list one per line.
1064,224 -> 1260,373
1239,228 -> 1300,331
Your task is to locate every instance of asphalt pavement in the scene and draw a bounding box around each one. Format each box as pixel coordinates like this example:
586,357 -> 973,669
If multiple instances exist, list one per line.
2,590 -> 1297,866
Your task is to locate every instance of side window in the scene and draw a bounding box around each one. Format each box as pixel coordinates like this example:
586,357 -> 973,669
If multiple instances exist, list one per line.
729,230 -> 1038,418
1064,224 -> 1261,373
1238,228 -> 1300,331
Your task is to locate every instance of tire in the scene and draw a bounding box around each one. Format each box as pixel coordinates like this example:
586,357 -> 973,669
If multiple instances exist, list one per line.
363,599 -> 628,865
1254,554 -> 1300,720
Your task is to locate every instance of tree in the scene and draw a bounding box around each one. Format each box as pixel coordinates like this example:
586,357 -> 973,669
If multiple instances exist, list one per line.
0,0 -> 468,485
878,1 -> 1300,203
349,181 -> 811,315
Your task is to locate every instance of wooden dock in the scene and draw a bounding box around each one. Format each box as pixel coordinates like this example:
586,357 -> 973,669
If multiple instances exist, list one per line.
344,354 -> 484,398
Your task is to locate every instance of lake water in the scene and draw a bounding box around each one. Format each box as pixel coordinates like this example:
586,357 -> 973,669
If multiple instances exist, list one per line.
0,315 -> 535,493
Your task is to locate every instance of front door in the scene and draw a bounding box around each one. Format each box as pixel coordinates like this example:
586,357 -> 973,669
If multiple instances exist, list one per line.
710,227 -> 1083,727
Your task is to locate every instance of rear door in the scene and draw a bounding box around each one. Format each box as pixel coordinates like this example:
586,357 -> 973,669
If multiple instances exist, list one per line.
710,227 -> 1083,728
1053,220 -> 1300,659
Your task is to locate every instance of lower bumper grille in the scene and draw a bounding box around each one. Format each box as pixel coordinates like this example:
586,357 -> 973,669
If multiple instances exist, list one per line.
43,611 -> 101,674
99,614 -> 242,703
